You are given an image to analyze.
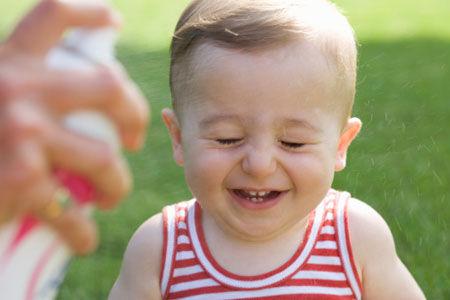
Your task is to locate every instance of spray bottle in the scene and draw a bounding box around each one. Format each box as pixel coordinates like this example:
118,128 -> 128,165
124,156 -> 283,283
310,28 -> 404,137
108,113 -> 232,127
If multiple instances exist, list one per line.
0,28 -> 120,300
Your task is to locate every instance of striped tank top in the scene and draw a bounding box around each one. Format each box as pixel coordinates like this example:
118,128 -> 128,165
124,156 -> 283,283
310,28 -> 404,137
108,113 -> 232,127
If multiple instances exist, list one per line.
160,189 -> 362,299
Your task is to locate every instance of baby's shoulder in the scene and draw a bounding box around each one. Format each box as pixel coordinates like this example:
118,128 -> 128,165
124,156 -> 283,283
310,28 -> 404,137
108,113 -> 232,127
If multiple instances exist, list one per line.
110,213 -> 164,299
126,212 -> 164,265
342,197 -> 425,298
345,197 -> 397,272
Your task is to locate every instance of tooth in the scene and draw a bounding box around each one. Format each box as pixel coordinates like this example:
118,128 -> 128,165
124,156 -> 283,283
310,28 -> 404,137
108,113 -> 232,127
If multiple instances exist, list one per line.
257,197 -> 264,202
249,191 -> 257,196
257,191 -> 267,197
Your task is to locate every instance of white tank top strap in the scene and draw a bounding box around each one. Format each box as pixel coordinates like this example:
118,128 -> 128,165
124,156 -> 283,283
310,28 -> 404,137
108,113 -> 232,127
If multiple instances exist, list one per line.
160,204 -> 177,297
334,190 -> 363,300
160,200 -> 196,297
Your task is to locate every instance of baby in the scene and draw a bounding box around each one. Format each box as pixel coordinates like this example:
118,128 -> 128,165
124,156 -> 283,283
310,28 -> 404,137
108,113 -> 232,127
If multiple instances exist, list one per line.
110,0 -> 425,299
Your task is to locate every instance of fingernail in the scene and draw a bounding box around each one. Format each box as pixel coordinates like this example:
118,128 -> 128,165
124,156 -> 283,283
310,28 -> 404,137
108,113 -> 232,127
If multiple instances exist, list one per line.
119,130 -> 139,150
129,135 -> 144,151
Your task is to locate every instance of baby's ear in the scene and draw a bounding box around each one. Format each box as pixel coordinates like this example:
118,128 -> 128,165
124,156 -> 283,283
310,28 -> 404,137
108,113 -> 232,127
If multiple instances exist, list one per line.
335,117 -> 362,171
162,108 -> 184,166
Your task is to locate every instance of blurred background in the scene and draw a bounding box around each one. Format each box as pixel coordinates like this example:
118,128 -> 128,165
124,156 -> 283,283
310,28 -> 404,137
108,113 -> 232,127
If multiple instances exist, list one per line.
1,0 -> 449,298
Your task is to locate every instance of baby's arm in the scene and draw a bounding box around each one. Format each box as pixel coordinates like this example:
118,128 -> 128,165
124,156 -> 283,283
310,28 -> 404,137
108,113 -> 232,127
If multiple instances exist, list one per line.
109,213 -> 163,300
348,199 -> 425,299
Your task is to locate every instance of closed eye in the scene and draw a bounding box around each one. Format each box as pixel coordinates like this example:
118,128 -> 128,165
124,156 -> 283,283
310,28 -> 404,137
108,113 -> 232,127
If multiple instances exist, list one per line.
216,138 -> 243,145
280,140 -> 305,149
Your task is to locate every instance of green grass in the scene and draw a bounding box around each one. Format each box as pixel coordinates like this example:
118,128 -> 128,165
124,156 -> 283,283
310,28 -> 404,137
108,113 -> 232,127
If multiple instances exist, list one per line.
1,0 -> 449,298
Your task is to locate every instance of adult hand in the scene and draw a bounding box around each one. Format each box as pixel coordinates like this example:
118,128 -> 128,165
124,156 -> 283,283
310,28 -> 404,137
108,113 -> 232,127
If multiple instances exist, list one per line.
0,0 -> 149,254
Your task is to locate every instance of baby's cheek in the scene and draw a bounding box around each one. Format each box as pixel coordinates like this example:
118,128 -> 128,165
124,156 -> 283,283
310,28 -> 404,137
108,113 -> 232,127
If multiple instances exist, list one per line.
184,150 -> 232,193
188,149 -> 228,173
289,154 -> 334,188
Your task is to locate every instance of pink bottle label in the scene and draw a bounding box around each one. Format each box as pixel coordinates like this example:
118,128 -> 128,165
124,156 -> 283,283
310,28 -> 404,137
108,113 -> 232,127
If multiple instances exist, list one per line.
54,169 -> 96,205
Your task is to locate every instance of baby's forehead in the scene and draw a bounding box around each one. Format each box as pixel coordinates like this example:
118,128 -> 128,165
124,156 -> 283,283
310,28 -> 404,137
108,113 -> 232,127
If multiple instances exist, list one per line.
173,41 -> 351,127
182,43 -> 340,107
189,41 -> 337,95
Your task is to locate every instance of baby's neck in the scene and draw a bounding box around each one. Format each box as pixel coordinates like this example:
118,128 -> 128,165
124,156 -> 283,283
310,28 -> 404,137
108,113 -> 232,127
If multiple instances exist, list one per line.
202,212 -> 310,276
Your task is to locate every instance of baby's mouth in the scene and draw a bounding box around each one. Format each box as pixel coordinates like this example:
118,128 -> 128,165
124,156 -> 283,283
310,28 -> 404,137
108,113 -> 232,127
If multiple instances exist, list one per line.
232,189 -> 282,203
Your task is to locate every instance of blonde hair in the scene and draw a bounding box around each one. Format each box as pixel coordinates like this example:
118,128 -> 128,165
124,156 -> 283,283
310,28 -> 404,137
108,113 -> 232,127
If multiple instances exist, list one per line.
170,0 -> 357,118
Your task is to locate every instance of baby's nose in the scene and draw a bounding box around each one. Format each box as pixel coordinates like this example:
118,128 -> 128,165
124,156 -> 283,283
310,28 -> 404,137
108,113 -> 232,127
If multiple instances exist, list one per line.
241,146 -> 277,178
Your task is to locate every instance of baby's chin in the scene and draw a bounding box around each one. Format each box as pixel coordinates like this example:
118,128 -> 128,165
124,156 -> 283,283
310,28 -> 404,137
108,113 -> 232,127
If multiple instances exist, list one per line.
217,212 -> 307,243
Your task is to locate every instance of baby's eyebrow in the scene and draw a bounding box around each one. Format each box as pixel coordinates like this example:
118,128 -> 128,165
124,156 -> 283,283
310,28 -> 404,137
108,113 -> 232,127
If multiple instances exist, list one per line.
199,114 -> 242,128
198,115 -> 320,133
282,118 -> 321,133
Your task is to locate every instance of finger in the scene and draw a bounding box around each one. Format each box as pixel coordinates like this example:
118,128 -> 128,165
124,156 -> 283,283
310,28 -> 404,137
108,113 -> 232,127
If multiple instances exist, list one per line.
6,0 -> 122,56
38,205 -> 98,255
4,132 -> 99,255
33,65 -> 149,150
0,101 -> 50,222
33,67 -> 122,113
44,123 -> 132,210
1,153 -> 98,255
109,72 -> 150,151
0,93 -> 132,209
0,138 -> 49,222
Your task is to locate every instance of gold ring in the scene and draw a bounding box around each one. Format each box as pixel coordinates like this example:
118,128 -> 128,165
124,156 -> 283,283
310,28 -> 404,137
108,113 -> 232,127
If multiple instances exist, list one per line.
43,188 -> 71,220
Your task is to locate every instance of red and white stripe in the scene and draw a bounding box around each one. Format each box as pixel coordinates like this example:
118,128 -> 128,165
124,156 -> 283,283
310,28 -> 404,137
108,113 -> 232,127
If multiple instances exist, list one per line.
160,190 -> 362,299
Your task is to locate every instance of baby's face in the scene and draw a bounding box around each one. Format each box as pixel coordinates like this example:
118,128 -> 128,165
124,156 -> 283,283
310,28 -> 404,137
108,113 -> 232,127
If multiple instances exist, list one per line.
167,41 -> 356,240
